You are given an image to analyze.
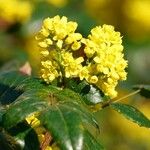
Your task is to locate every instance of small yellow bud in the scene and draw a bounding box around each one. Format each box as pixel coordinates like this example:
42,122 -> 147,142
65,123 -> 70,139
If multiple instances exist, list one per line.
40,50 -> 49,57
89,76 -> 98,84
45,39 -> 53,45
40,28 -> 49,37
71,42 -> 81,50
56,40 -> 63,49
67,22 -> 78,32
43,18 -> 53,29
38,42 -> 48,48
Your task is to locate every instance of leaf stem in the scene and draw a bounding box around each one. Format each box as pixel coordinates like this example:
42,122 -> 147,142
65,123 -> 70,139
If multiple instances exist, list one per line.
56,50 -> 66,88
101,89 -> 140,108
113,89 -> 140,103
40,131 -> 52,150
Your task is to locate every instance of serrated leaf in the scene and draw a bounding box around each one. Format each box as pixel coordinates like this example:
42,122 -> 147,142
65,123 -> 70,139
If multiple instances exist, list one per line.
40,105 -> 84,150
53,88 -> 85,105
0,71 -> 103,149
53,92 -> 99,129
2,92 -> 48,129
111,103 -> 150,128
39,101 -> 101,150
83,131 -> 104,150
0,71 -> 58,129
133,84 -> 150,98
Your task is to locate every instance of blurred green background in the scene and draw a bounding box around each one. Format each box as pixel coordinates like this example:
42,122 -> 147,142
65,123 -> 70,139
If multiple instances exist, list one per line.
0,0 -> 150,149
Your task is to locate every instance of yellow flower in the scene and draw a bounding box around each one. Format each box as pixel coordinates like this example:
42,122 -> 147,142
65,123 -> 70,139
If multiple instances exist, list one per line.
88,76 -> 98,84
56,40 -> 63,49
36,16 -> 80,43
65,33 -> 82,44
36,16 -> 127,98
0,0 -> 33,24
61,51 -> 84,78
82,38 -> 99,58
83,25 -> 127,98
71,42 -> 81,50
79,67 -> 89,80
26,114 -> 40,128
41,60 -> 59,83
36,16 -> 83,83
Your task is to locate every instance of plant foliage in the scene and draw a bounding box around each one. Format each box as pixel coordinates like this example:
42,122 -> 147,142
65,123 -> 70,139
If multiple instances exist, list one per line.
0,71 -> 104,150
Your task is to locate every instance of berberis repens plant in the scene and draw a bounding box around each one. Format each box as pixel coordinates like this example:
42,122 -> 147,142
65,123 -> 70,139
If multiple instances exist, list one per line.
0,15 -> 150,150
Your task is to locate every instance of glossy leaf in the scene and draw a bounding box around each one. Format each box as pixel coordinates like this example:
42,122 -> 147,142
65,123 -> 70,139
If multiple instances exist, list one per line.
53,91 -> 99,129
2,92 -> 48,129
111,103 -> 150,128
0,72 -> 58,129
83,131 -> 104,150
0,71 -> 27,105
39,101 -> 101,150
133,84 -> 150,98
0,71 -> 103,149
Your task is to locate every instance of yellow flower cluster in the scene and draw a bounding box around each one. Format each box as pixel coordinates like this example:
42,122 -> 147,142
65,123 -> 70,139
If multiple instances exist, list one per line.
82,25 -> 128,98
0,0 -> 32,24
36,15 -> 127,98
36,15 -> 83,83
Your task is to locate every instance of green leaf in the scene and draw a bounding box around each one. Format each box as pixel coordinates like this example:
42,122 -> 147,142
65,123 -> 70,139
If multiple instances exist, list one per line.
0,71 -> 103,149
0,106 -> 5,125
0,71 -> 27,105
53,90 -> 99,129
111,103 -> 150,128
0,71 -> 58,129
54,88 -> 85,105
133,84 -> 150,98
2,92 -> 48,129
39,101 -> 102,150
40,105 -> 84,150
22,129 -> 40,150
83,131 -> 104,150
